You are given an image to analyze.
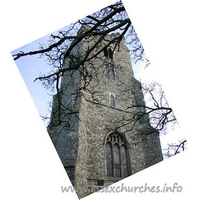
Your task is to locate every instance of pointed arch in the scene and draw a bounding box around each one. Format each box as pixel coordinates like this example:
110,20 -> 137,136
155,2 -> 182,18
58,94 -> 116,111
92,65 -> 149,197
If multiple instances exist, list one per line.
110,94 -> 115,107
105,64 -> 115,80
105,131 -> 130,178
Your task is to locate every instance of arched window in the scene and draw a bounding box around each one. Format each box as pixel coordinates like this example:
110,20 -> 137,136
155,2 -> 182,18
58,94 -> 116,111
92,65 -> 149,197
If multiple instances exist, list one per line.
105,132 -> 129,178
110,94 -> 115,107
105,64 -> 115,80
104,47 -> 113,59
108,48 -> 113,59
104,48 -> 108,58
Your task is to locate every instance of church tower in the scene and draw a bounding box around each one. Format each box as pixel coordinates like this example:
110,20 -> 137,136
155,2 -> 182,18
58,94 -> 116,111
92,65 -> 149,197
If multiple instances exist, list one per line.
47,25 -> 163,198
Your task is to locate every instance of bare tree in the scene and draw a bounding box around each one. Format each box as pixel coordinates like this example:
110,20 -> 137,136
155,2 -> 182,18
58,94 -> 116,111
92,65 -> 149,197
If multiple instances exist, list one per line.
163,139 -> 187,158
12,1 -> 145,119
12,1 -> 182,152
140,81 -> 177,132
12,1 -> 145,89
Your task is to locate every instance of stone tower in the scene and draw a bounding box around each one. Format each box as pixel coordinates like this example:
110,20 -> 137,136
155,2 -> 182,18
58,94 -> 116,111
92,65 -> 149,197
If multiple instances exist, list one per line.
47,25 -> 163,198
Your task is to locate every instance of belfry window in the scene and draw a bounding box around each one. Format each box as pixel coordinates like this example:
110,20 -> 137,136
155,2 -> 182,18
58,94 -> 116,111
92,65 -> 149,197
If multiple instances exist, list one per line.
105,64 -> 115,80
104,48 -> 108,58
108,48 -> 113,59
105,132 -> 129,178
104,47 -> 113,59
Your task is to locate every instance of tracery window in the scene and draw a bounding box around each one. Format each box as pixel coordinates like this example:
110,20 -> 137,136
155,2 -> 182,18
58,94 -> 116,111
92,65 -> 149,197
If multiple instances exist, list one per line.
106,132 -> 129,178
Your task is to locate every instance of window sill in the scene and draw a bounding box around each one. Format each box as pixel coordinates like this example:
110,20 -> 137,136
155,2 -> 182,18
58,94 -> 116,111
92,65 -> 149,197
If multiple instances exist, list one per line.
106,177 -> 123,181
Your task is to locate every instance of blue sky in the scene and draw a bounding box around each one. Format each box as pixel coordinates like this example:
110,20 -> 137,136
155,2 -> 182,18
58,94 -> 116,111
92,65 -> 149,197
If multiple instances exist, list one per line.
11,25 -> 185,159
12,44 -> 53,125
11,11 -> 188,158
10,24 -> 148,127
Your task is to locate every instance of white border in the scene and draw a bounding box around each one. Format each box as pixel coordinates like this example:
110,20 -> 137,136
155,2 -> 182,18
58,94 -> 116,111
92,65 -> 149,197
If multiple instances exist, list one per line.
1,0 -> 199,200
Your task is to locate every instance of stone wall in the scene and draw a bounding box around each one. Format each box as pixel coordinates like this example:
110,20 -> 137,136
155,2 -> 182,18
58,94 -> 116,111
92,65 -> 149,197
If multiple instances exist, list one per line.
47,26 -> 163,199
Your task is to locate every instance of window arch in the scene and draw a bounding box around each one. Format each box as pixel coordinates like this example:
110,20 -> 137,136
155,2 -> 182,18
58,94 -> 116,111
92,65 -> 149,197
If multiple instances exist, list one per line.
108,48 -> 113,59
110,94 -> 115,107
105,64 -> 115,80
104,48 -> 108,58
104,47 -> 113,59
105,132 -> 130,178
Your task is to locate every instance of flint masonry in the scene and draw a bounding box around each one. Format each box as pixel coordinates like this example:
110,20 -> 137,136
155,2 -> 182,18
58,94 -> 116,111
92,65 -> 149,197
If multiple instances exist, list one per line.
47,25 -> 163,198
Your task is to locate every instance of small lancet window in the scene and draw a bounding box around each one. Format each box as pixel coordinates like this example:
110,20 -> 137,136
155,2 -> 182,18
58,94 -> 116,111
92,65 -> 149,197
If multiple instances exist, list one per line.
110,94 -> 115,107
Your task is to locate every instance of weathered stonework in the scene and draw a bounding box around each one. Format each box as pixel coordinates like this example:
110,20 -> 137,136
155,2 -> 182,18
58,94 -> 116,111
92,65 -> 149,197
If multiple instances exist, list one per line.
47,25 -> 163,198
